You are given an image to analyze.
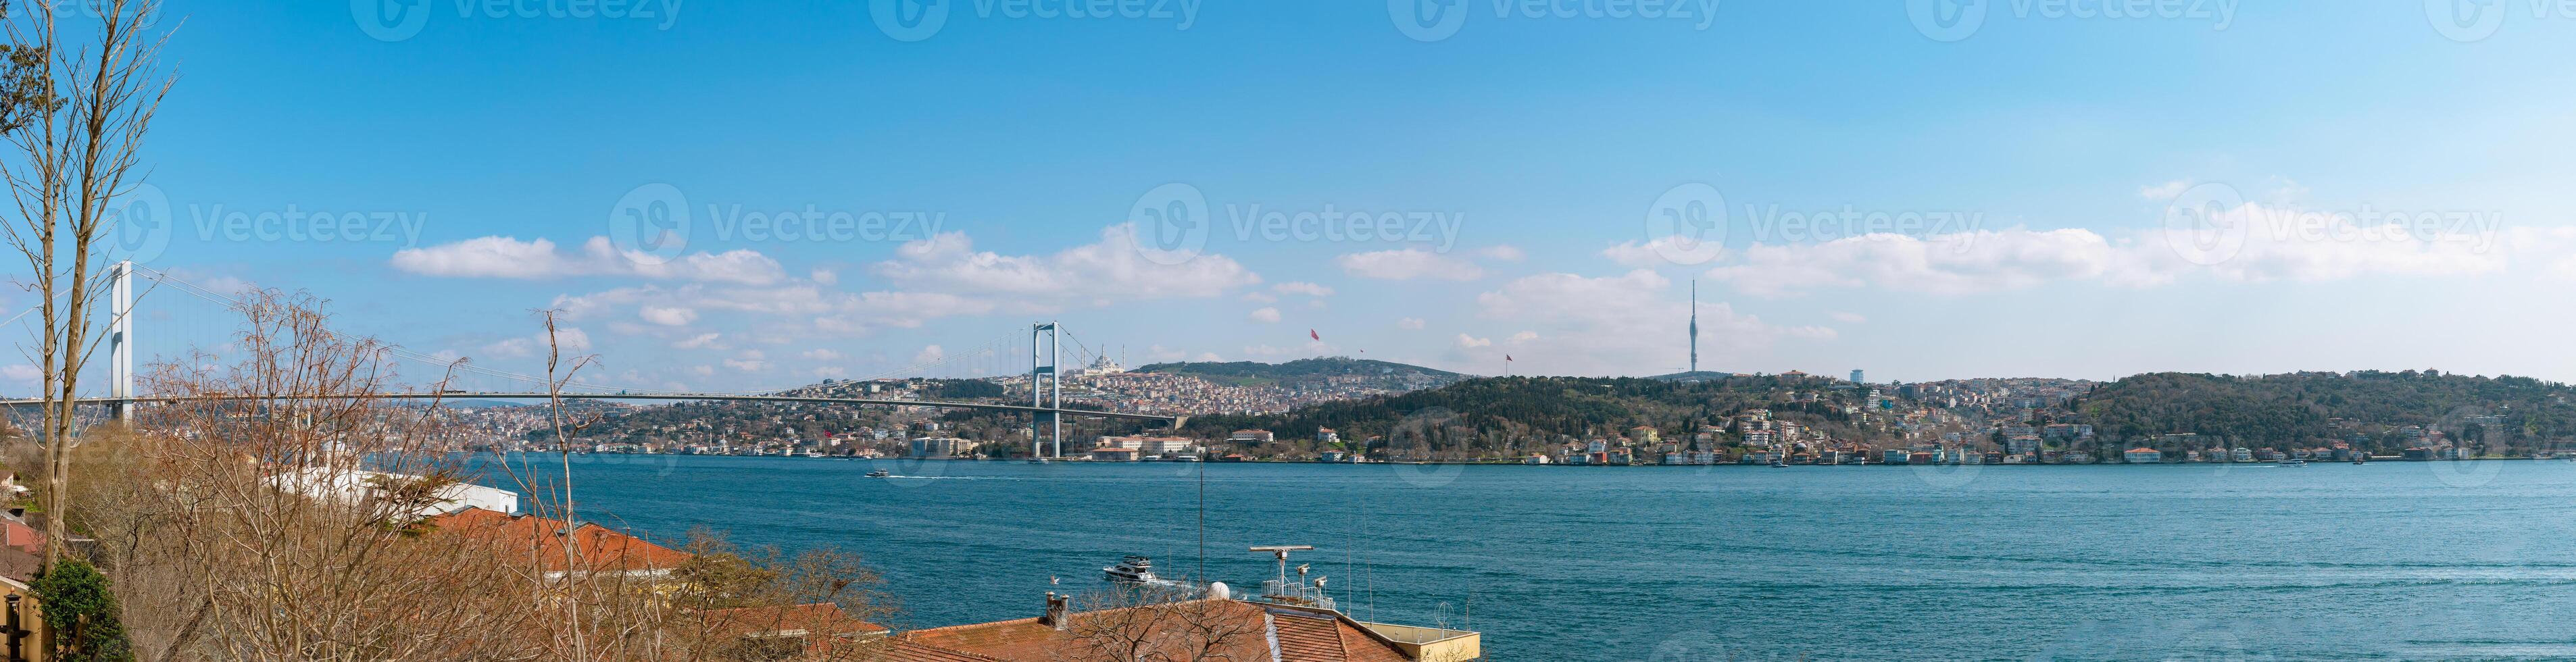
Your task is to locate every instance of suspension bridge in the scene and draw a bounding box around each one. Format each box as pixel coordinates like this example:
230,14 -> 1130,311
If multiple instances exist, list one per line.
0,262 -> 1186,458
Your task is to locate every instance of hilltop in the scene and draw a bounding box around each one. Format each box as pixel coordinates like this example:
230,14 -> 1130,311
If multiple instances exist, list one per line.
2062,370 -> 2576,449
1135,356 -> 1462,388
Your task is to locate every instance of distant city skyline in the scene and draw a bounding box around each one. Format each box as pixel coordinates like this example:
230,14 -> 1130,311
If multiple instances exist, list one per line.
47,2 -> 2576,390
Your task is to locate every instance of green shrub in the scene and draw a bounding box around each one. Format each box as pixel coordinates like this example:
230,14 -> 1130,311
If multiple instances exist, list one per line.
30,558 -> 130,662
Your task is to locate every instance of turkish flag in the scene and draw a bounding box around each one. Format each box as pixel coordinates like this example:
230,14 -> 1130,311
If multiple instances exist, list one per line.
1309,329 -> 1320,340
1506,355 -> 1514,361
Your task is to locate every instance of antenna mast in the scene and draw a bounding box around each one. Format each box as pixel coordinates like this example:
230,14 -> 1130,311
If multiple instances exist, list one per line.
1689,280 -> 1699,374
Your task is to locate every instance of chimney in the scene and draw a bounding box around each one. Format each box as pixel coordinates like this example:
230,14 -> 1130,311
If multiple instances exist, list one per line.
1041,592 -> 1068,630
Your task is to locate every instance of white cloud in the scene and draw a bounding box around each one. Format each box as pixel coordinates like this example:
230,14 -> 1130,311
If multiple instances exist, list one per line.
872,224 -> 1260,303
1248,307 -> 1283,323
1398,317 -> 1426,330
481,327 -> 593,359
911,345 -> 945,364
1241,292 -> 1279,303
2138,179 -> 2193,200
715,351 -> 768,372
1470,270 -> 1827,376
1273,282 -> 1335,297
639,305 -> 698,326
1600,236 -> 1717,269
1477,245 -> 1526,261
1829,311 -> 1867,324
0,364 -> 35,382
1705,229 -> 2125,297
1456,334 -> 1492,348
802,349 -> 847,361
391,236 -> 786,285
672,332 -> 724,350
1335,249 -> 1483,281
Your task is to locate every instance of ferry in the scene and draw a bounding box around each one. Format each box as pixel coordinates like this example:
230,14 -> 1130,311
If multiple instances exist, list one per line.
864,469 -> 891,478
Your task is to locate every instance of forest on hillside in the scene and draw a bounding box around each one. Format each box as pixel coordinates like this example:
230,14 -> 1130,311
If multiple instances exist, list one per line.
2062,370 -> 2576,451
1179,374 -> 1883,456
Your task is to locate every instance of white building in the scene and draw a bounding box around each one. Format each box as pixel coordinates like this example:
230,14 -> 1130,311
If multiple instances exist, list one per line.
910,437 -> 979,457
271,467 -> 520,518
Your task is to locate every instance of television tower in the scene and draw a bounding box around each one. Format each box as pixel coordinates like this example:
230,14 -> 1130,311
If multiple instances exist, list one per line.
1688,280 -> 1699,374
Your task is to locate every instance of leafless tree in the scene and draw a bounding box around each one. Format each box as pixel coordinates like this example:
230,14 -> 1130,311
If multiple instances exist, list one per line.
50,290 -> 898,661
0,0 -> 174,563
1058,584 -> 1265,662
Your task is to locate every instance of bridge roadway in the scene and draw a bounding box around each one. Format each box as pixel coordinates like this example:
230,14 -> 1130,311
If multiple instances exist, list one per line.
3,392 -> 1187,427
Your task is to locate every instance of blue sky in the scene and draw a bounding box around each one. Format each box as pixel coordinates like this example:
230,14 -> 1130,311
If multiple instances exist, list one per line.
63,0 -> 2576,390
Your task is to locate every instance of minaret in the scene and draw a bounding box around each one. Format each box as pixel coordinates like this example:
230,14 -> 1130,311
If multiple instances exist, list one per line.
1688,280 -> 1699,374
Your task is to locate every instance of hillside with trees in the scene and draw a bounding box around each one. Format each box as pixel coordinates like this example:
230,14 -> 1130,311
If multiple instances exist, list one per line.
1181,374 -> 1887,458
2060,370 -> 2576,453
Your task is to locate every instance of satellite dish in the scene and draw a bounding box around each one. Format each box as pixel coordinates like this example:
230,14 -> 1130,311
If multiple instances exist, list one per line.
1206,582 -> 1231,601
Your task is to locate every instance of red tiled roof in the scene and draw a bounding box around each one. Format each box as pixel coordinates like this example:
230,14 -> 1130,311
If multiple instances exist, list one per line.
695,603 -> 888,639
894,599 -> 1415,662
422,507 -> 690,574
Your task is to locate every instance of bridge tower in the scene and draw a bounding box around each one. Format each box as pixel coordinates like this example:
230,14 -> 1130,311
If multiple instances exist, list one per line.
109,260 -> 132,423
1031,321 -> 1062,458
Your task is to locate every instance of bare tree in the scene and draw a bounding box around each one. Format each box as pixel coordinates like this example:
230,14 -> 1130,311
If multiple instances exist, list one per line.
0,0 -> 173,563
54,290 -> 899,661
1058,584 -> 1265,662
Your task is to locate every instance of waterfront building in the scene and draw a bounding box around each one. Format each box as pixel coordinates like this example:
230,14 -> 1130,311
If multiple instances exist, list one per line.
1088,447 -> 1141,462
2231,447 -> 2254,462
1228,430 -> 1275,445
910,437 -> 979,458
2123,447 -> 2162,464
1883,449 -> 1911,465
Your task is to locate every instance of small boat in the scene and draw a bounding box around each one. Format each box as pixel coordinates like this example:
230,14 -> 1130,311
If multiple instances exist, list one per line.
1027,457 -> 1050,464
1104,555 -> 1166,584
1769,459 -> 1788,468
864,469 -> 891,478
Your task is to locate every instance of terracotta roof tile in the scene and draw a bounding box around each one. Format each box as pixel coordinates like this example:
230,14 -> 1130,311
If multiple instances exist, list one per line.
422,507 -> 690,574
899,599 -> 1417,662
